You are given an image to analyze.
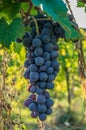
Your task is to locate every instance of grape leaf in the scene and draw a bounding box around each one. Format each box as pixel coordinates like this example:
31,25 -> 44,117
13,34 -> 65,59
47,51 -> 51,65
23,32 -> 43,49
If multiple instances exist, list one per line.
32,0 -> 44,6
0,1 -> 20,20
77,0 -> 86,12
32,0 -> 81,41
77,1 -> 85,7
20,2 -> 30,12
0,18 -> 24,48
21,2 -> 37,15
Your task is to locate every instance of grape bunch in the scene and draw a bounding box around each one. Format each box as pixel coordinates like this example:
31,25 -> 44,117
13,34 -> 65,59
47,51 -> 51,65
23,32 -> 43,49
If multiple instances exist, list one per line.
17,14 -> 65,121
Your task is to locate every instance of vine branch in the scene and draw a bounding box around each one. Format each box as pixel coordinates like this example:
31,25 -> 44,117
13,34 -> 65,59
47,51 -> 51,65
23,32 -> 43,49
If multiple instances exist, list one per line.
37,118 -> 45,130
65,0 -> 77,23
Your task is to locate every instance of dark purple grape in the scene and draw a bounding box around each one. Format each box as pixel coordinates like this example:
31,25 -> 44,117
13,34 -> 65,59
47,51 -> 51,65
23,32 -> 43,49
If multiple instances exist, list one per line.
38,104 -> 47,113
44,43 -> 54,52
24,59 -> 30,68
41,28 -> 51,35
39,113 -> 47,121
24,69 -> 30,79
28,103 -> 37,111
39,72 -> 48,81
31,111 -> 39,118
43,52 -> 50,61
46,82 -> 54,89
29,45 -> 35,51
29,85 -> 37,93
47,67 -> 54,74
36,87 -> 43,95
50,35 -> 57,43
42,35 -> 50,44
35,57 -> 44,66
45,98 -> 54,107
32,38 -> 42,47
46,108 -> 52,115
28,94 -> 36,100
24,98 -> 33,107
39,65 -> 47,72
29,64 -> 38,72
43,91 -> 50,98
48,74 -> 55,81
30,72 -> 39,82
23,37 -> 31,47
43,23 -> 52,30
34,47 -> 43,56
37,94 -> 46,104
39,82 -> 46,89
45,60 -> 51,67
16,38 -> 22,43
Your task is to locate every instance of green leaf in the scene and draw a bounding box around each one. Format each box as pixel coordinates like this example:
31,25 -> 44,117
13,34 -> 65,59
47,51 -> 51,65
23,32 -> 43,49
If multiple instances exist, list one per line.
21,2 -> 37,15
13,42 -> 23,54
32,0 -> 43,6
20,2 -> 30,12
0,18 -> 24,48
2,0 -> 12,6
30,6 -> 38,15
77,1 -> 85,7
0,1 -> 20,20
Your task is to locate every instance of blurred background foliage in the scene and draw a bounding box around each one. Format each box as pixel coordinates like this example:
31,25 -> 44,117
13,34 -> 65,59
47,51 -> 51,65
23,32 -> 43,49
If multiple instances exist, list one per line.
0,29 -> 86,130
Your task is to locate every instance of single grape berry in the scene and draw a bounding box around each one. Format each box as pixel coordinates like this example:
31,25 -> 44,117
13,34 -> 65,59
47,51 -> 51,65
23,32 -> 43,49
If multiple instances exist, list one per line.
38,104 -> 47,113
28,102 -> 37,111
45,60 -> 51,67
30,72 -> 39,82
29,64 -> 38,72
46,108 -> 52,115
31,111 -> 39,118
39,82 -> 46,89
43,91 -> 50,98
24,98 -> 33,107
39,65 -> 47,72
42,35 -> 50,44
47,67 -> 54,74
24,69 -> 30,79
39,72 -> 48,81
29,85 -> 37,93
32,38 -> 42,47
39,113 -> 47,121
41,28 -> 51,35
24,59 -> 30,68
35,57 -> 44,66
46,82 -> 54,89
37,94 -> 46,104
48,74 -> 55,81
50,50 -> 58,58
28,94 -> 36,100
34,47 -> 43,56
45,98 -> 54,107
23,37 -> 31,47
43,52 -> 50,61
36,87 -> 43,95
44,43 -> 54,52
